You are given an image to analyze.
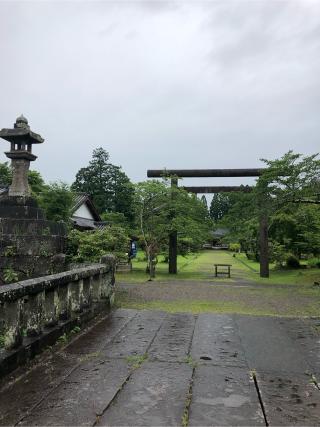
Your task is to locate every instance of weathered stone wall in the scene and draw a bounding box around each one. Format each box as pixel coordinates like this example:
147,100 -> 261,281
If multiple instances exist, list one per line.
0,195 -> 67,284
0,255 -> 116,377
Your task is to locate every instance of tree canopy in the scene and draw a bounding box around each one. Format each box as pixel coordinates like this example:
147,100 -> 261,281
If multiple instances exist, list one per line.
72,148 -> 134,221
209,193 -> 231,222
218,151 -> 320,265
134,180 -> 212,278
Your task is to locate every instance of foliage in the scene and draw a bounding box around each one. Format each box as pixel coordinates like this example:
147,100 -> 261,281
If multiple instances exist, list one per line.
0,162 -> 11,187
210,193 -> 231,221
38,182 -> 74,223
67,226 -> 129,263
3,268 -> 19,283
270,242 -> 287,268
72,147 -> 134,221
220,152 -> 320,265
101,212 -> 130,231
200,195 -> 208,210
229,243 -> 240,252
134,180 -> 212,278
28,170 -> 46,196
257,151 -> 320,208
0,162 -> 73,224
308,258 -> 320,268
286,254 -> 300,269
126,354 -> 148,370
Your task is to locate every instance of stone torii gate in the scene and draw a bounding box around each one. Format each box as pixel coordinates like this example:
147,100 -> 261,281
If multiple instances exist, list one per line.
147,168 -> 269,278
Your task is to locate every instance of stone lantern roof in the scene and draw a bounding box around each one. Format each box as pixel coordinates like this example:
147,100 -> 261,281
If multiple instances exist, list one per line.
0,115 -> 44,145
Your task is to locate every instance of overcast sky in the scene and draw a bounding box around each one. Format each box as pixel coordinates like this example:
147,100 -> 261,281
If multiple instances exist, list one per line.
0,0 -> 319,191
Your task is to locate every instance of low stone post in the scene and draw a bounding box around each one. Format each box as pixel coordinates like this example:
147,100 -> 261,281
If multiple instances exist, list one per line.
25,291 -> 45,336
100,254 -> 116,304
58,284 -> 70,320
82,277 -> 91,308
1,299 -> 23,349
91,274 -> 102,302
44,288 -> 59,327
69,278 -> 83,314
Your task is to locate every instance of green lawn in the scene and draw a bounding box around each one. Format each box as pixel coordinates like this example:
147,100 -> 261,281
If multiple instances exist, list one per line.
116,250 -> 320,286
115,250 -> 320,316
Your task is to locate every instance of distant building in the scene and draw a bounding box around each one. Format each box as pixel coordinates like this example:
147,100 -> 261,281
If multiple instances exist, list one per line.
71,193 -> 105,230
204,228 -> 229,249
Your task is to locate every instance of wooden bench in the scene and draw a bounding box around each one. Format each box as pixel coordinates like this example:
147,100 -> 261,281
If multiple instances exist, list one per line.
116,260 -> 132,272
214,264 -> 232,278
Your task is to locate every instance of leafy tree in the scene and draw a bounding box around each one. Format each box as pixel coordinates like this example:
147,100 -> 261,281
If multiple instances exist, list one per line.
210,193 -> 231,221
257,151 -> 320,208
134,180 -> 212,279
28,170 -> 46,196
72,148 -> 134,221
67,226 -> 129,263
0,162 -> 11,187
200,195 -> 208,210
221,151 -> 320,264
100,212 -> 131,233
38,182 -> 74,222
134,180 -> 169,279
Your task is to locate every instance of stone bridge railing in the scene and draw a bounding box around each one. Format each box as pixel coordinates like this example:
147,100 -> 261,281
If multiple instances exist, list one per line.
0,255 -> 116,354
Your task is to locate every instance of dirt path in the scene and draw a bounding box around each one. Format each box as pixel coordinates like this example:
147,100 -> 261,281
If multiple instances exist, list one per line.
116,279 -> 320,317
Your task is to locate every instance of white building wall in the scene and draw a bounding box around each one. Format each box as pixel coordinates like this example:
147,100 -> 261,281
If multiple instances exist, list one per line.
72,203 -> 94,220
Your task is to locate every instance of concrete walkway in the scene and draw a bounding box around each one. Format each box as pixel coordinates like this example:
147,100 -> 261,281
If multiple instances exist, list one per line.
1,309 -> 320,426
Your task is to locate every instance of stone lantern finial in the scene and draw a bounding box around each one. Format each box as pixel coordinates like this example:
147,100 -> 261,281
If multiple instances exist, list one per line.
0,116 -> 44,197
14,114 -> 30,130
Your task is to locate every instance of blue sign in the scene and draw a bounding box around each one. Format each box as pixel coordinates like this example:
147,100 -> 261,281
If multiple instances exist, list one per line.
130,241 -> 137,258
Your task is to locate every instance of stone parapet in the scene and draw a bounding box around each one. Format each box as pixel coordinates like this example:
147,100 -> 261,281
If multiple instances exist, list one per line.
0,255 -> 116,377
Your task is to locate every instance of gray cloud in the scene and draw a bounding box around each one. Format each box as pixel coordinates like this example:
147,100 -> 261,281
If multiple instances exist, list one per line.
0,0 -> 319,195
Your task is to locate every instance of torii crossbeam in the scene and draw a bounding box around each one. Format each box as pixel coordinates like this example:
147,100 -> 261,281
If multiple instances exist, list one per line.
147,168 -> 269,278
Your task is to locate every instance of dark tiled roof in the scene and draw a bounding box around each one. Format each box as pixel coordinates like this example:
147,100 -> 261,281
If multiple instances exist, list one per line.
71,216 -> 108,230
71,193 -> 101,222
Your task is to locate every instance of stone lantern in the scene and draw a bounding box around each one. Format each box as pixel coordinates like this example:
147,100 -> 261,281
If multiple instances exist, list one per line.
0,116 -> 66,284
0,115 -> 44,197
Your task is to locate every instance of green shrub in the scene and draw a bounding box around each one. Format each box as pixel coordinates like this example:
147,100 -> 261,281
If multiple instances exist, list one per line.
229,243 -> 240,252
270,242 -> 287,268
66,226 -> 129,263
3,268 -> 19,283
286,254 -> 300,269
308,258 -> 320,268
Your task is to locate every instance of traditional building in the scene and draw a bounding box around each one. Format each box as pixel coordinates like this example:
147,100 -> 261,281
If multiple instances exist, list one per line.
71,193 -> 105,230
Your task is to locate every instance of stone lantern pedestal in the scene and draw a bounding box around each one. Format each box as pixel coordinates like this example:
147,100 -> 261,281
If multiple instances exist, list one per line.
0,116 -> 67,284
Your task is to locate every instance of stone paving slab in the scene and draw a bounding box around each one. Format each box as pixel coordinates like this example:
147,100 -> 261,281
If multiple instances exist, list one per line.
256,371 -> 320,426
189,365 -> 265,426
275,317 -> 320,372
236,316 -> 310,373
65,309 -> 137,355
97,361 -> 193,427
190,313 -> 247,367
148,313 -> 196,362
18,359 -> 130,426
2,309 -> 320,426
100,309 -> 166,358
0,353 -> 77,426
